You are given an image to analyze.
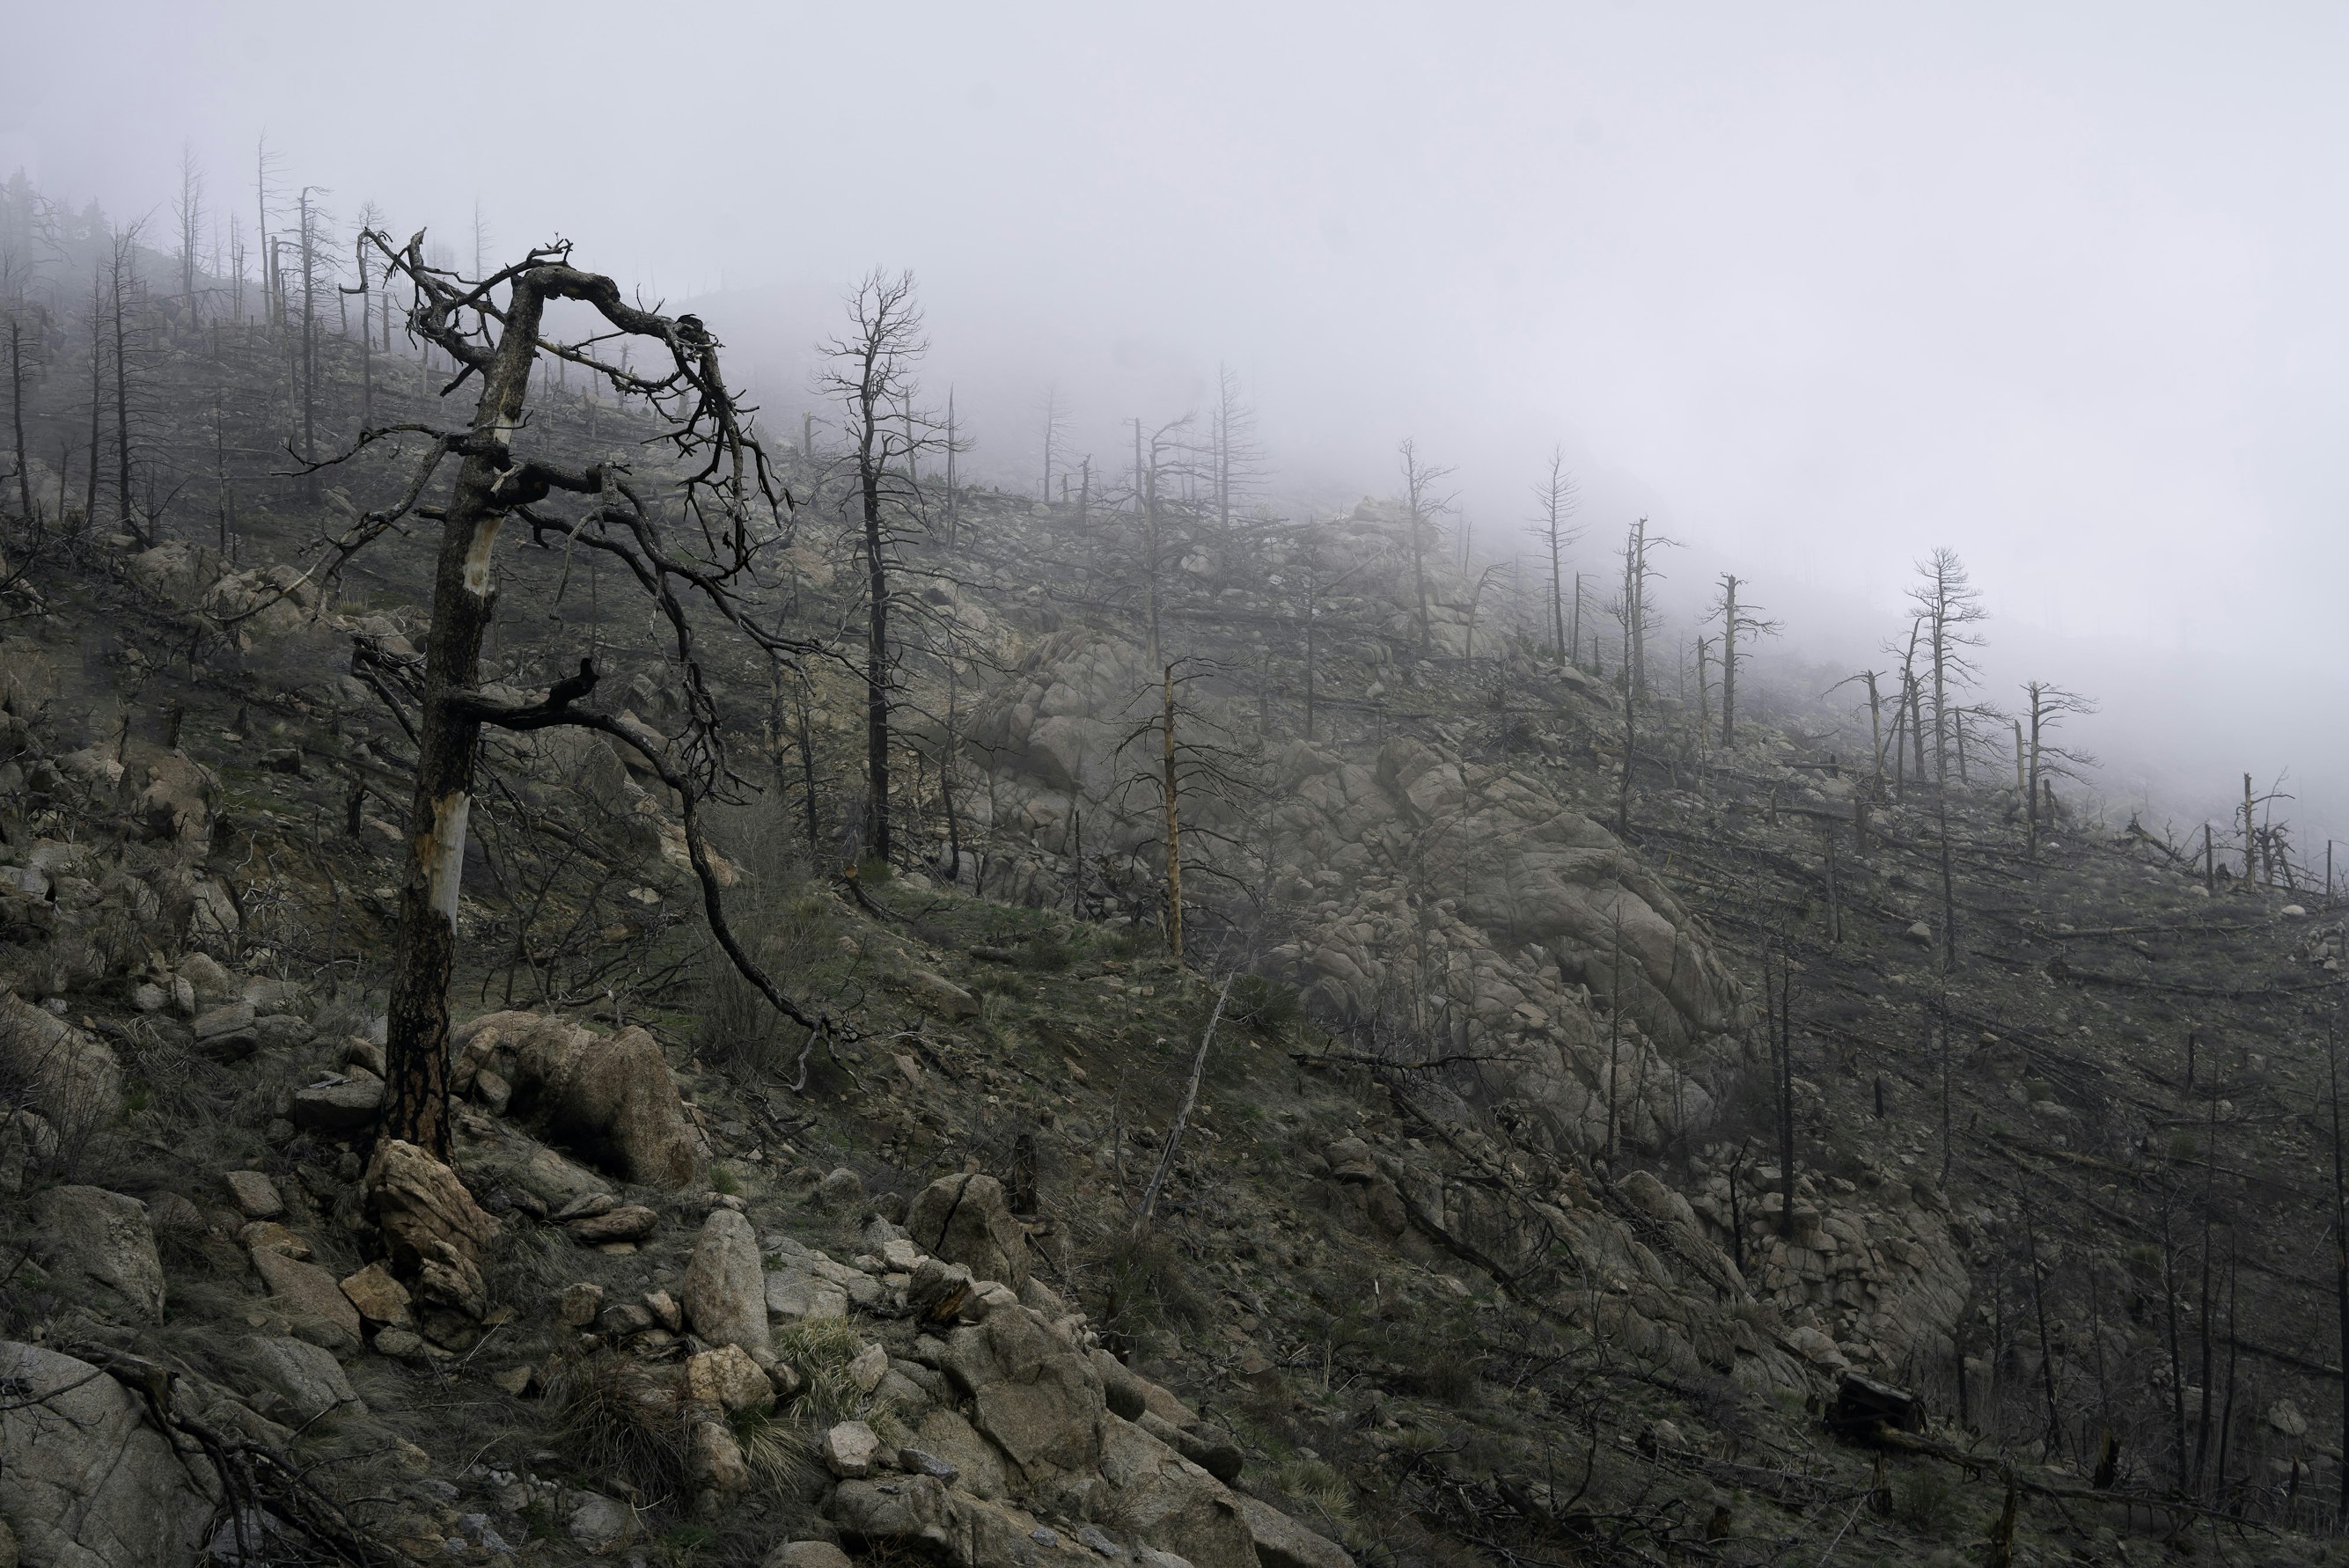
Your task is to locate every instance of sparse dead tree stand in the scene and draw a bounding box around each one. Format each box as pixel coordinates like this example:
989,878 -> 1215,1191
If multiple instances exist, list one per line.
318,230 -> 819,1161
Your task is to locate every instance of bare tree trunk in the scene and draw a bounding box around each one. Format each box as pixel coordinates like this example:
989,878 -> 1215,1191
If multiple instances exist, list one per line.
6,314 -> 31,528
108,239 -> 136,539
1161,664 -> 1182,961
1774,954 -> 1795,1239
382,278 -> 548,1160
1720,574 -> 1739,746
1132,974 -> 1234,1233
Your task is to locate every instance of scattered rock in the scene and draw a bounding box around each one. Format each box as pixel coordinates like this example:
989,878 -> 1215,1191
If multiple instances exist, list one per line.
823,1420 -> 883,1479
565,1204 -> 659,1245
815,1167 -> 867,1207
250,1249 -> 363,1348
339,1263 -> 415,1328
222,1169 -> 285,1220
290,1077 -> 384,1132
557,1281 -> 605,1329
242,1334 -> 363,1424
686,1345 -> 776,1415
565,1490 -> 636,1553
766,1542 -> 855,1568
940,1302 -> 1105,1475
850,1341 -> 890,1395
364,1139 -> 502,1321
904,969 -> 981,1019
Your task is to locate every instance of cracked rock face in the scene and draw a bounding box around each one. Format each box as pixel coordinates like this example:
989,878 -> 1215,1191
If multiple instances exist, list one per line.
0,1342 -> 219,1568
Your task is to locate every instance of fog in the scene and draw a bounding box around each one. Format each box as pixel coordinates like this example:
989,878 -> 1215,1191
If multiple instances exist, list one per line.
10,1 -> 2348,844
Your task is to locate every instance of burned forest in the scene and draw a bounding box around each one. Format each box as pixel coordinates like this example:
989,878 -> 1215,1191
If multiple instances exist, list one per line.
4,24 -> 2349,1568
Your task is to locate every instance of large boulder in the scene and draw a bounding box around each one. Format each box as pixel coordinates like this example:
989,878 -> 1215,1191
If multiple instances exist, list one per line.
365,1139 -> 502,1321
1097,1418 -> 1259,1568
680,1208 -> 770,1358
32,1186 -> 164,1323
907,1174 -> 1029,1290
0,1342 -> 218,1568
454,1012 -> 705,1188
938,1303 -> 1105,1479
0,993 -> 122,1131
1236,1494 -> 1354,1568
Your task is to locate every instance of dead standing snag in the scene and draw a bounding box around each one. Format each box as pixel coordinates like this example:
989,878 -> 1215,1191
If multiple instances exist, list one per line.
331,230 -> 820,1161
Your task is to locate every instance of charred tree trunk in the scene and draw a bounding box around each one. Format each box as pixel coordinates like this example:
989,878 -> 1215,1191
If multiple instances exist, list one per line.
382,278 -> 548,1160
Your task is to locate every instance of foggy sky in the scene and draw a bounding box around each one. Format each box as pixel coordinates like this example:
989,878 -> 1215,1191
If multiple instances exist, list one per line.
10,3 -> 2349,844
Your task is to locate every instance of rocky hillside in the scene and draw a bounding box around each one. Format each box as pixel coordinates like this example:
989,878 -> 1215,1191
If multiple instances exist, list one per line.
4,264 -> 2349,1568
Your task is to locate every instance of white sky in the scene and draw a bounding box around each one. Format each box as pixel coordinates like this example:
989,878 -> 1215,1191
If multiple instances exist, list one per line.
9,2 -> 2348,843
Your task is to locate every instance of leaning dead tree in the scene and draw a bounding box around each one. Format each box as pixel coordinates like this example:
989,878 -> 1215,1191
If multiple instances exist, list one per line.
310,231 -> 830,1161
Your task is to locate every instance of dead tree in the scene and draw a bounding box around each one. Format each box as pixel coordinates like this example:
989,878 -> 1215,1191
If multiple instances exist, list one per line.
816,268 -> 933,868
1112,657 -> 1260,962
1398,438 -> 1455,656
1208,363 -> 1265,534
174,145 -> 205,323
1907,548 -> 1988,783
2018,681 -> 2096,861
311,229 -> 822,1162
1531,444 -> 1581,662
1036,384 -> 1068,504
1707,572 -> 1781,747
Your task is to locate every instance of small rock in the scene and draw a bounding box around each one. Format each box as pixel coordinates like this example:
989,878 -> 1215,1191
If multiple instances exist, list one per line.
904,968 -> 980,1019
492,1365 -> 536,1397
897,1447 -> 960,1482
821,1420 -> 882,1478
243,1333 -> 363,1424
342,1037 -> 387,1077
814,1168 -> 866,1207
250,1249 -> 363,1347
2271,1399 -> 2311,1439
1076,1524 -> 1120,1557
2283,904 -> 2309,919
686,1344 -> 776,1415
340,1263 -> 415,1328
849,1341 -> 889,1395
551,1191 -> 618,1223
371,1328 -> 425,1359
252,1015 -> 315,1051
565,1491 -> 635,1553
1903,921 -> 1933,944
644,1288 -> 683,1331
223,1169 -> 285,1220
564,1204 -> 658,1244
765,1543 -> 854,1568
239,1220 -> 311,1258
290,1078 -> 384,1133
557,1282 -> 605,1329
